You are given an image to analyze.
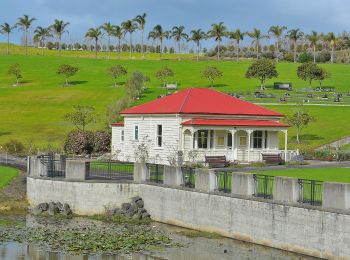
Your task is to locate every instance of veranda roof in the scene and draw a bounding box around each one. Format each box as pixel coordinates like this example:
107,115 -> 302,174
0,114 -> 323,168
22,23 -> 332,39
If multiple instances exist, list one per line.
182,119 -> 289,127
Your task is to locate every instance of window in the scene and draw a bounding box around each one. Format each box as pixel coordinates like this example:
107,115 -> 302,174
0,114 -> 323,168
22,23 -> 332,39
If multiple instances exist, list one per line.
253,131 -> 263,148
134,125 -> 139,141
121,130 -> 124,142
227,132 -> 232,148
156,125 -> 162,147
197,130 -> 208,149
239,136 -> 247,146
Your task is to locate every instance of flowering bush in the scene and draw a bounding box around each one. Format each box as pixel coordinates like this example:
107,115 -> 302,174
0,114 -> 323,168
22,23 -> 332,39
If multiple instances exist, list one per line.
63,130 -> 94,155
93,131 -> 111,153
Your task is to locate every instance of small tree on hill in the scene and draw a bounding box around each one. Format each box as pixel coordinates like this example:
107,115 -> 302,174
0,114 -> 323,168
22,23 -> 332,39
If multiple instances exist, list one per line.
57,64 -> 79,86
296,62 -> 326,87
155,66 -> 174,87
64,105 -> 97,131
245,59 -> 278,90
286,104 -> 315,144
107,65 -> 127,87
313,67 -> 330,87
8,63 -> 22,86
201,66 -> 223,87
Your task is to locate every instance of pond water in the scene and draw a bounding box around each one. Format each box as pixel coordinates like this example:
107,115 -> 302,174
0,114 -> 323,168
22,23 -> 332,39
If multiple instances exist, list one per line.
0,215 -> 317,260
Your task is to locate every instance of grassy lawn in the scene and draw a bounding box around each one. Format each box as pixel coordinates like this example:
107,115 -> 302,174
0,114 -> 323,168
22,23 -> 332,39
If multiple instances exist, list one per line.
255,167 -> 350,183
342,143 -> 350,150
1,45 -> 350,150
0,166 -> 19,189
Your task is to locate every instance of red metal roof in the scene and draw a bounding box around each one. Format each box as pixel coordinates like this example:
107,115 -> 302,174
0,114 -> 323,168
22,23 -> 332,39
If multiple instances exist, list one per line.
111,122 -> 124,127
182,119 -> 289,127
120,88 -> 283,117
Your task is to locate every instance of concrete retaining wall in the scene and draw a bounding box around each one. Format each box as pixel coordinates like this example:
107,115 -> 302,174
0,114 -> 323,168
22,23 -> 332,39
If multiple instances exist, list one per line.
27,177 -> 350,258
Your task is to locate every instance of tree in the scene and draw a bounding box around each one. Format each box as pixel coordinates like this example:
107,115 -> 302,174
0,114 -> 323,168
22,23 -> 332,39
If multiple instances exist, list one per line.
85,27 -> 103,58
228,29 -> 245,61
171,25 -> 188,59
34,26 -> 52,55
306,31 -> 319,63
51,19 -> 69,52
107,65 -> 128,86
57,64 -> 79,85
8,64 -> 22,86
121,20 -> 137,59
100,22 -> 115,60
155,66 -> 174,87
148,25 -> 169,59
245,59 -> 278,90
64,105 -> 97,131
126,71 -> 150,99
287,28 -> 304,63
248,28 -> 264,59
325,32 -> 336,63
16,15 -> 36,55
313,66 -> 330,87
268,25 -> 287,61
201,66 -> 223,87
112,25 -> 124,58
189,29 -> 206,61
0,23 -> 14,55
134,13 -> 147,59
296,62 -> 319,87
286,104 -> 315,144
207,22 -> 226,60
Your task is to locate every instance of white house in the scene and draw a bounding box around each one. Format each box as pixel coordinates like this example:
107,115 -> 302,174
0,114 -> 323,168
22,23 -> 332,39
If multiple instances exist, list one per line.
111,88 -> 297,165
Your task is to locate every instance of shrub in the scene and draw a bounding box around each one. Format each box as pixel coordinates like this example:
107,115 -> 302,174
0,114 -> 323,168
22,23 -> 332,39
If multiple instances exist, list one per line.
93,131 -> 111,153
63,130 -> 94,155
298,52 -> 313,63
316,50 -> 331,63
283,52 -> 294,62
1,140 -> 25,155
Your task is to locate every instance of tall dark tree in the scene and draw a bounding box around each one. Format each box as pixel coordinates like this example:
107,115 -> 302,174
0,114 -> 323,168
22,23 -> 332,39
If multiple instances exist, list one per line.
85,27 -> 103,58
121,20 -> 137,59
207,22 -> 227,60
51,19 -> 69,52
34,26 -> 52,55
189,29 -> 206,61
229,29 -> 245,61
101,22 -> 115,59
16,15 -> 36,55
171,25 -> 188,59
134,13 -> 147,59
287,28 -> 304,63
0,23 -> 14,55
148,25 -> 169,59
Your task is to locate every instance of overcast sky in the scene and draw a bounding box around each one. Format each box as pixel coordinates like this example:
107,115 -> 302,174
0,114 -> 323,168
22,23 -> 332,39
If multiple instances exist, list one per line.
1,0 -> 349,48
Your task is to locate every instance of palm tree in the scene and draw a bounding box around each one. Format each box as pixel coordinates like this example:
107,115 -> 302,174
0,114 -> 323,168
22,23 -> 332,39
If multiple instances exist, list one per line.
0,23 -> 14,55
287,28 -> 304,63
121,20 -> 137,59
112,25 -> 124,59
229,29 -> 245,61
189,29 -> 206,61
101,22 -> 115,59
34,26 -> 52,55
171,26 -> 188,59
207,22 -> 227,60
247,28 -> 264,59
134,13 -> 147,59
306,31 -> 319,63
268,25 -> 287,61
326,32 -> 336,63
51,19 -> 69,52
16,15 -> 36,55
85,27 -> 103,58
148,25 -> 169,59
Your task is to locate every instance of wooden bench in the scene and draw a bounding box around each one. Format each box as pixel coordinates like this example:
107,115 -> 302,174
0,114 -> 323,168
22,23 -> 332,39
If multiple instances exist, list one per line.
205,156 -> 229,168
261,154 -> 284,165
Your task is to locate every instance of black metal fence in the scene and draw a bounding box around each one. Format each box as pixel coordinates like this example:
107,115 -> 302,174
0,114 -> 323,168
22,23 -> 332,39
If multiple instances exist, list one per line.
148,164 -> 164,184
87,161 -> 134,180
216,171 -> 232,193
253,174 -> 274,199
298,179 -> 323,206
39,154 -> 66,178
182,166 -> 195,188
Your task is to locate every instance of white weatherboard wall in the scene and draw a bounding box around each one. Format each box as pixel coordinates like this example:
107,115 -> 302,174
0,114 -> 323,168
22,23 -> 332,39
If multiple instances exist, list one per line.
27,177 -> 350,259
